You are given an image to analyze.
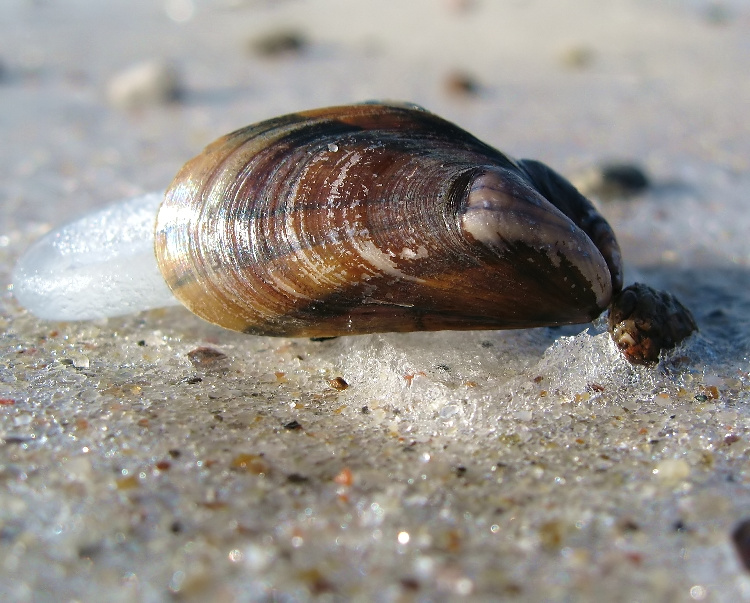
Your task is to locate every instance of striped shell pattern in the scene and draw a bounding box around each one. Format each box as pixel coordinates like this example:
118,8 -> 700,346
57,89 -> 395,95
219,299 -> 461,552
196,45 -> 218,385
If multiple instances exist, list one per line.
155,103 -> 622,337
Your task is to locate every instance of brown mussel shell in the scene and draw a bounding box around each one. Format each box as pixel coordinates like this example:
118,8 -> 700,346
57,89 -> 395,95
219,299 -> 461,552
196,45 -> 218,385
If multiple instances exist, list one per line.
155,103 -> 622,337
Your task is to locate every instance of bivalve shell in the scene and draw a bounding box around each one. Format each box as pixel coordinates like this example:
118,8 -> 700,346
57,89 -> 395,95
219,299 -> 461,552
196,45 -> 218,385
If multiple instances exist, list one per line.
155,103 -> 621,337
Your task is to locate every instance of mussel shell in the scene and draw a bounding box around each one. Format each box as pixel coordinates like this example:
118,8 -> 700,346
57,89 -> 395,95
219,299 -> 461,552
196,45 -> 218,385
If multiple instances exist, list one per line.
155,103 -> 620,337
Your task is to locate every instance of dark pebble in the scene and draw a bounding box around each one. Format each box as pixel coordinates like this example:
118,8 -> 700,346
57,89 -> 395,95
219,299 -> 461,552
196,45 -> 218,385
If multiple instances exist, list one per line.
444,70 -> 480,97
250,29 -> 307,57
576,162 -> 650,201
732,519 -> 750,570
600,163 -> 649,194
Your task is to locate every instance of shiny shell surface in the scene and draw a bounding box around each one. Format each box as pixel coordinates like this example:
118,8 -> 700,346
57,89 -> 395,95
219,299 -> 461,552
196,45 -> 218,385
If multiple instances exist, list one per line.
155,103 -> 621,337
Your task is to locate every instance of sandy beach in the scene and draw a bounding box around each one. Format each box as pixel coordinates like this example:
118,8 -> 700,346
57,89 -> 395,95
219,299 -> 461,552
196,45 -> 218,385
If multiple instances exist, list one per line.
1,1 -> 750,600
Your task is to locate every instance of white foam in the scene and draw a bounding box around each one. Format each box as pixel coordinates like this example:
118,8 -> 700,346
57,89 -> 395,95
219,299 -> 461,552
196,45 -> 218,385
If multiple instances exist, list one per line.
12,192 -> 180,320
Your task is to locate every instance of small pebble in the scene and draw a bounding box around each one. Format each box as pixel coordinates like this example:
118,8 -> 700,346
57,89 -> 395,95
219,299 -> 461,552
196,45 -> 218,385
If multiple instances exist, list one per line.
560,45 -> 596,69
653,458 -> 691,483
732,519 -> 750,570
333,467 -> 353,486
573,162 -> 650,201
445,0 -> 476,13
249,29 -> 307,58
187,346 -> 229,369
73,355 -> 90,369
231,453 -> 269,475
328,377 -> 349,391
704,3 -> 732,25
443,70 -> 480,97
106,60 -> 182,110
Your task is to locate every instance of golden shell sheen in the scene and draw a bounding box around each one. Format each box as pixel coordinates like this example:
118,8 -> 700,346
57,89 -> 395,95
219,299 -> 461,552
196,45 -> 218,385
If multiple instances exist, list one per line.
155,103 -> 622,337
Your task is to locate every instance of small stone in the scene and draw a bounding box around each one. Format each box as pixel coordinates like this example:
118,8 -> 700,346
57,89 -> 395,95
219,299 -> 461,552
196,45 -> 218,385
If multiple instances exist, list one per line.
732,519 -> 750,570
106,60 -> 182,110
538,520 -> 567,550
573,162 -> 650,201
328,376 -> 349,391
653,458 -> 691,483
187,346 -> 229,369
284,420 -> 302,430
249,29 -> 307,58
71,354 -> 90,369
116,475 -> 140,490
231,453 -> 269,475
443,70 -> 480,97
705,3 -> 732,26
673,519 -> 689,533
445,0 -> 476,13
333,467 -> 353,486
560,45 -> 596,69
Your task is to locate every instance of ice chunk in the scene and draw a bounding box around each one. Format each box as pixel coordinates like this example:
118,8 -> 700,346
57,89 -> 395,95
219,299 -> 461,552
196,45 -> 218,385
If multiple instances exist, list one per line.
12,192 -> 180,320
